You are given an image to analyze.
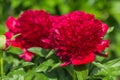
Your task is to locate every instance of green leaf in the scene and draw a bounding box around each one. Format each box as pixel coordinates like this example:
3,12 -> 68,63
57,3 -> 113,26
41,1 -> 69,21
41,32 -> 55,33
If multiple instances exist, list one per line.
92,62 -> 108,76
48,63 -> 60,72
3,76 -> 24,80
56,68 -> 66,80
24,69 -> 36,80
35,59 -> 54,72
48,79 -> 57,80
45,49 -> 56,58
7,68 -> 26,80
7,46 -> 23,55
96,56 -> 105,62
22,62 -> 35,67
92,62 -> 107,69
45,69 -> 58,80
11,0 -> 22,8
0,24 -> 7,35
74,65 -> 88,80
102,76 -> 115,80
8,68 -> 26,75
104,58 -> 120,68
28,47 -> 44,57
0,35 -> 6,49
107,26 -> 114,33
34,73 -> 48,80
92,61 -> 120,79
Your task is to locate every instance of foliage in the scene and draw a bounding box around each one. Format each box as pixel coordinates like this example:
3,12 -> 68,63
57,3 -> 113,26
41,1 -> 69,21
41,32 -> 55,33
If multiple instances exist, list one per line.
0,0 -> 120,80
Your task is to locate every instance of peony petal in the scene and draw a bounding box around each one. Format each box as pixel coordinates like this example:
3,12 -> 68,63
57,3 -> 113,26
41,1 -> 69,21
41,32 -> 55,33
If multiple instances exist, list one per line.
19,49 -> 33,62
41,38 -> 50,44
102,23 -> 108,36
96,40 -> 109,51
6,16 -> 17,32
71,53 -> 95,65
4,32 -> 14,48
4,32 -> 14,39
11,40 -> 23,49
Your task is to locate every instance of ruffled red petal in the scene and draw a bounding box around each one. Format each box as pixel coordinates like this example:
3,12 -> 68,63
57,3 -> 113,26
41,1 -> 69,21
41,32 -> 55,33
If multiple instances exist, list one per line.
71,52 -> 95,65
19,49 -> 33,61
5,16 -> 17,32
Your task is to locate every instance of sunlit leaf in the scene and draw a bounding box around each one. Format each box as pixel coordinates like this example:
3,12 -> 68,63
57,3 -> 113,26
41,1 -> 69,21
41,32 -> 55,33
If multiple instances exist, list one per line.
24,69 -> 35,80
35,59 -> 54,72
7,46 -> 23,55
28,47 -> 49,57
107,26 -> 114,34
45,49 -> 56,59
48,63 -> 60,72
104,58 -> 120,68
34,73 -> 48,80
7,68 -> 26,79
22,62 -> 35,67
92,62 -> 107,69
74,65 -> 88,80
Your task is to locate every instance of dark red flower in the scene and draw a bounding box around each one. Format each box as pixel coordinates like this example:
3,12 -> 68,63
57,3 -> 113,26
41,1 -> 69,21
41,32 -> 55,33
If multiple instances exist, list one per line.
6,10 -> 53,61
6,10 -> 53,48
50,11 -> 109,66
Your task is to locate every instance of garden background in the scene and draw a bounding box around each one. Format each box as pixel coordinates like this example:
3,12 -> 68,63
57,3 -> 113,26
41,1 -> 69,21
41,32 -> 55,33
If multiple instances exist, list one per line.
0,0 -> 120,80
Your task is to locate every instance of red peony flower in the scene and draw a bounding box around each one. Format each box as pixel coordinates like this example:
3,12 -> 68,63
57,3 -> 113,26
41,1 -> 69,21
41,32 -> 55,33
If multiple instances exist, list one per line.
5,10 -> 53,61
6,10 -> 53,48
50,11 -> 109,66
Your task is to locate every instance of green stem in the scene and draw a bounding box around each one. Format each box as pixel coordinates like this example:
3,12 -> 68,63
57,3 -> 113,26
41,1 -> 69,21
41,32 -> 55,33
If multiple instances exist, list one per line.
73,70 -> 77,80
0,51 -> 4,80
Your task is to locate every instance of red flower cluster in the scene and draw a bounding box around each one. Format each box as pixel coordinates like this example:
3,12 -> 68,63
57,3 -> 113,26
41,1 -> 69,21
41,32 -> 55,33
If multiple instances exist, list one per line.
6,10 -> 53,61
5,10 -> 109,66
50,11 -> 109,66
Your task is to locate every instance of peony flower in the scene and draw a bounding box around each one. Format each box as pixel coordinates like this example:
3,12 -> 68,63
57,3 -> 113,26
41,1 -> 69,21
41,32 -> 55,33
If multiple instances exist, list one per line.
50,11 -> 109,66
6,10 -> 53,48
5,10 -> 53,61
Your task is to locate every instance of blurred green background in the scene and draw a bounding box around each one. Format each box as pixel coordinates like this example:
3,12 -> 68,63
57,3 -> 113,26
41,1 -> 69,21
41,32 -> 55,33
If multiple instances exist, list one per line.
0,0 -> 120,60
